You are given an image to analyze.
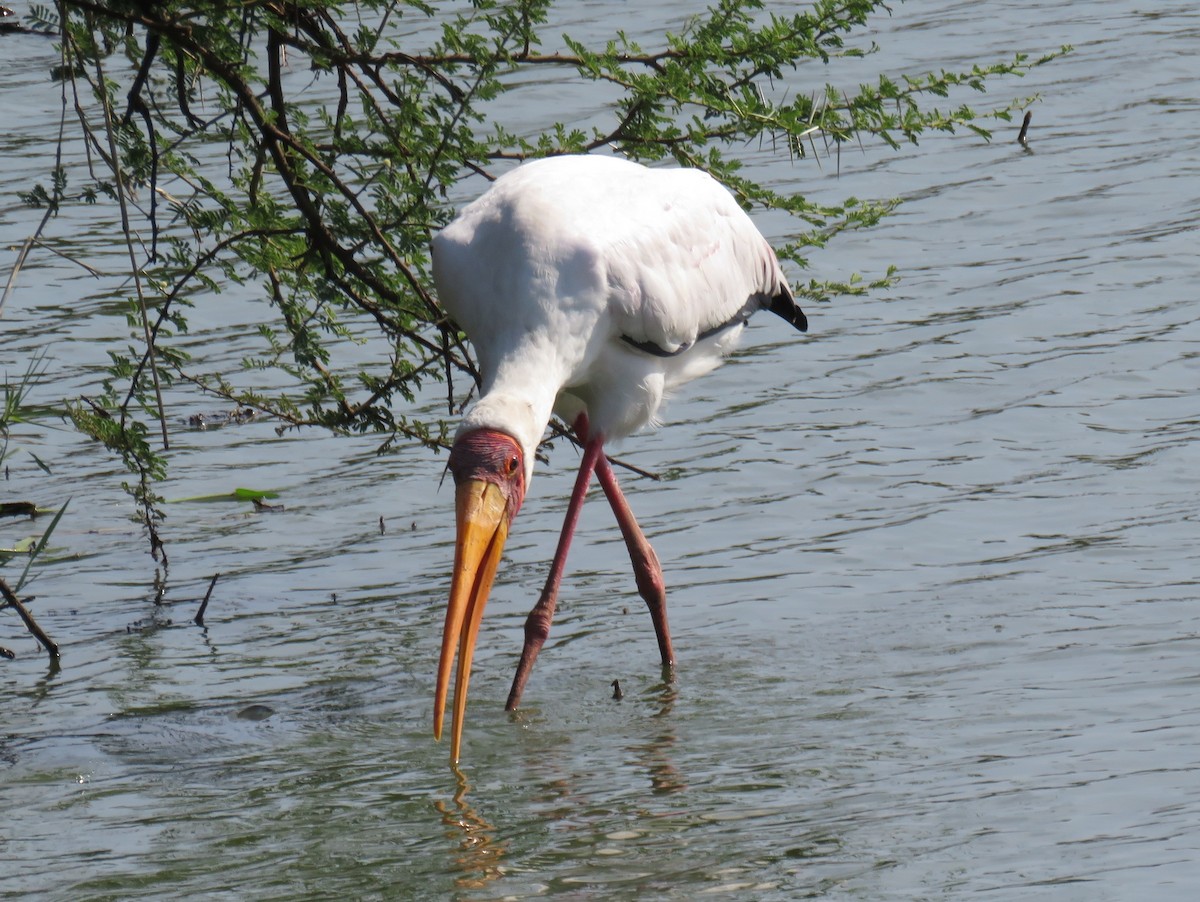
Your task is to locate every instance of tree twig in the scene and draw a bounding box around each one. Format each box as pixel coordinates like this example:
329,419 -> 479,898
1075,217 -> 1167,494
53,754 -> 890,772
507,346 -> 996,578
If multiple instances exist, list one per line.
1,47 -> 72,317
0,578 -> 60,660
546,420 -> 661,481
86,20 -> 169,451
194,572 -> 219,626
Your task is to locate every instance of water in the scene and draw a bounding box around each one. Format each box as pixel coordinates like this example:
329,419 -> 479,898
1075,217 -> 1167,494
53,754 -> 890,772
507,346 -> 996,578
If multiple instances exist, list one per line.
3,1 -> 1199,898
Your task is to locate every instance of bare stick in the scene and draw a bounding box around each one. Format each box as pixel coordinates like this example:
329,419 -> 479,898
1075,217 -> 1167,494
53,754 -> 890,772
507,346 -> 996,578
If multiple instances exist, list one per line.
0,207 -> 54,317
545,420 -> 661,482
1018,110 -> 1032,145
1,63 -> 70,318
0,578 -> 60,659
194,573 -> 220,626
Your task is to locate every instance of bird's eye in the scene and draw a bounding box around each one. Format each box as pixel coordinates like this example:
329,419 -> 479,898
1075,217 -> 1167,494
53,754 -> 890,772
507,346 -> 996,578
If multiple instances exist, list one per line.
506,454 -> 520,476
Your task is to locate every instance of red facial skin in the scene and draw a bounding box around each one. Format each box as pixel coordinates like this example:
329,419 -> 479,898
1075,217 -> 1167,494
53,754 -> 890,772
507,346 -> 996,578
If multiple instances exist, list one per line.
447,429 -> 526,522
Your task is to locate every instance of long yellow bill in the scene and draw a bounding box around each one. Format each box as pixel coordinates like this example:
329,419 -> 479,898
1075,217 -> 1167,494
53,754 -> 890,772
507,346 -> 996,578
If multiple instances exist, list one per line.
434,478 -> 510,763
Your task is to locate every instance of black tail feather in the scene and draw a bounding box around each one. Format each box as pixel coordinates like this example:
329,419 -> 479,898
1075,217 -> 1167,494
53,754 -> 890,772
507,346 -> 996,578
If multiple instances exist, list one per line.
767,286 -> 807,333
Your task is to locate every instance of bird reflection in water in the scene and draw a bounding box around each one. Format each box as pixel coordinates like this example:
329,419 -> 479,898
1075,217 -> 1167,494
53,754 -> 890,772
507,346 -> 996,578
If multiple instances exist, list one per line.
434,679 -> 685,883
434,767 -> 507,890
629,679 -> 687,796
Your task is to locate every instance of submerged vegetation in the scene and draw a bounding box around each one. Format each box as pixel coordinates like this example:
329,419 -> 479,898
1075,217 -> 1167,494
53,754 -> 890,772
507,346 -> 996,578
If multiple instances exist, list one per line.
6,0 -> 1066,580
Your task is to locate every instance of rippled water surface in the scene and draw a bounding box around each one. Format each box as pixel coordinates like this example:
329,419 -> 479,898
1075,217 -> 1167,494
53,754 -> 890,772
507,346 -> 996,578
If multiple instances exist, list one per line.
3,1 -> 1199,898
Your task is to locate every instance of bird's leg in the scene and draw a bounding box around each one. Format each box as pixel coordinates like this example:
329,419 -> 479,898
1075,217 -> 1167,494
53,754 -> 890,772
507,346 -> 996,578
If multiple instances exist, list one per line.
505,413 -> 604,711
594,453 -> 676,672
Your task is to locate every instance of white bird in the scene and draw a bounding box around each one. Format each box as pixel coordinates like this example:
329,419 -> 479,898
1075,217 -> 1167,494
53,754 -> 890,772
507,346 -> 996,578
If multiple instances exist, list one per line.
431,154 -> 807,763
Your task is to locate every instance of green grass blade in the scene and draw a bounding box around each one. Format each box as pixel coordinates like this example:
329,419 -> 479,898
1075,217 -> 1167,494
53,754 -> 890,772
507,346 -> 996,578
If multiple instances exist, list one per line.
15,496 -> 70,593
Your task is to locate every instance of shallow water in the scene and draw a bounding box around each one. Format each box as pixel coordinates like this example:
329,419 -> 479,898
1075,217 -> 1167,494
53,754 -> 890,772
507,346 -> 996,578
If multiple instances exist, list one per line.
3,1 -> 1200,898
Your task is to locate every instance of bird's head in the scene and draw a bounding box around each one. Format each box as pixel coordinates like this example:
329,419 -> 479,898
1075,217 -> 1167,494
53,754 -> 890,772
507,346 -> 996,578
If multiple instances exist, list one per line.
434,428 -> 527,763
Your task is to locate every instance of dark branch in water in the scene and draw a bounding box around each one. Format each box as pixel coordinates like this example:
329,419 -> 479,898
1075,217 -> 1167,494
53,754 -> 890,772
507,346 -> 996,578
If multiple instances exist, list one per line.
194,573 -> 220,626
1018,110 -> 1032,145
0,578 -> 60,660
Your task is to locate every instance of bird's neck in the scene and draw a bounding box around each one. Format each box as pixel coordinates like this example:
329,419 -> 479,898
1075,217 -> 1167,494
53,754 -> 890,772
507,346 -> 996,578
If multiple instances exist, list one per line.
458,332 -> 579,485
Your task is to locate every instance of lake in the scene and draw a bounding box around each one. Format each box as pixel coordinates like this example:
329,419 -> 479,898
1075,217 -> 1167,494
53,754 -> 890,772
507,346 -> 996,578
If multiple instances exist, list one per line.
3,0 -> 1199,898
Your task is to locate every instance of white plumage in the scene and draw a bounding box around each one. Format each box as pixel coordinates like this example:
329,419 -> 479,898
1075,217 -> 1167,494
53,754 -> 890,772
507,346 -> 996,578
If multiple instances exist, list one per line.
432,154 -> 801,483
429,154 -> 806,763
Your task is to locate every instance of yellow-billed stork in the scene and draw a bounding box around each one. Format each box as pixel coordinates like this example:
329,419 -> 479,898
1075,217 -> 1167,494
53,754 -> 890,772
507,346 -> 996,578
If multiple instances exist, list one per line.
431,154 -> 807,762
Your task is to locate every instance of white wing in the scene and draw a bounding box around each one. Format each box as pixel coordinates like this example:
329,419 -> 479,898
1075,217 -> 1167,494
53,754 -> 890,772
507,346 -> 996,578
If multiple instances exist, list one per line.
593,164 -> 795,356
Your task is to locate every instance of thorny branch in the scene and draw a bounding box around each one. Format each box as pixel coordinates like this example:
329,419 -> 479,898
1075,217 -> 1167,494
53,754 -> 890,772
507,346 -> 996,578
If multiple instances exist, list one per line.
24,0 -> 1066,563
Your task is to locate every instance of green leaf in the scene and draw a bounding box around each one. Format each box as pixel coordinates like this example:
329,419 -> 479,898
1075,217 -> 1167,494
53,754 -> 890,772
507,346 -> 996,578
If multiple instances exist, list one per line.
167,488 -> 283,504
